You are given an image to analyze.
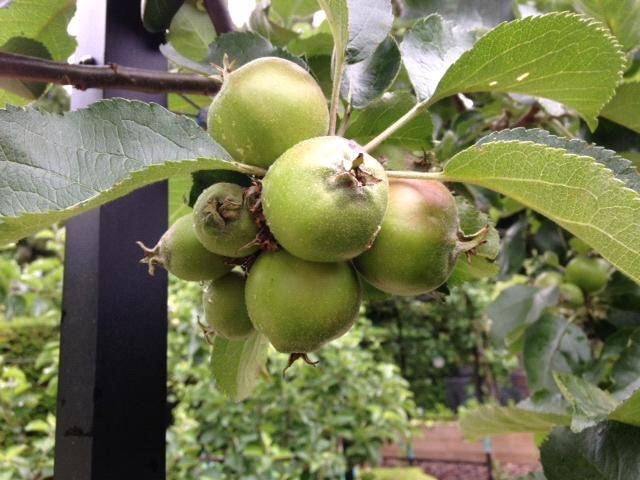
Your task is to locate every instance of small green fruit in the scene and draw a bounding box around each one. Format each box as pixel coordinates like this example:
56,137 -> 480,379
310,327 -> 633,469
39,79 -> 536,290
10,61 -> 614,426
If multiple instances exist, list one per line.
559,282 -> 585,307
534,271 -> 563,289
245,250 -> 362,353
208,57 -> 329,168
137,214 -> 231,281
565,255 -> 610,293
262,136 -> 389,262
193,182 -> 259,258
203,271 -> 254,340
355,180 -> 461,296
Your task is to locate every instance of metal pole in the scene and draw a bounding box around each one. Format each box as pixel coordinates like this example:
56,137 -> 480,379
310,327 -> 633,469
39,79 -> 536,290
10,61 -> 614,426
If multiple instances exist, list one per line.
54,0 -> 168,478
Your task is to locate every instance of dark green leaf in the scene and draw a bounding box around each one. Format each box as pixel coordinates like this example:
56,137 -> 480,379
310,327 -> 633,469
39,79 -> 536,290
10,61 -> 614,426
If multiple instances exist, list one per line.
210,332 -> 270,402
345,0 -> 393,63
141,0 -> 183,33
540,422 -> 640,480
205,31 -> 307,69
400,0 -> 513,29
0,99 -> 257,245
341,36 -> 401,109
524,315 -> 591,392
612,329 -> 640,390
553,372 -> 618,432
400,14 -> 475,101
487,285 -> 559,349
345,92 -> 433,149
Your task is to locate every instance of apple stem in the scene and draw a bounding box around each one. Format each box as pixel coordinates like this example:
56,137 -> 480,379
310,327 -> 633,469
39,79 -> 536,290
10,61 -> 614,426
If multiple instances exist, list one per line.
385,170 -> 445,181
328,47 -> 346,135
229,160 -> 267,177
362,98 -> 431,152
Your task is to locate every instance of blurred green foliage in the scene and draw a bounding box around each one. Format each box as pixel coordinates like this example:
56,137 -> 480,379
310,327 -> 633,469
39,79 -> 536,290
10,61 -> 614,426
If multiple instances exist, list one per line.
166,279 -> 419,480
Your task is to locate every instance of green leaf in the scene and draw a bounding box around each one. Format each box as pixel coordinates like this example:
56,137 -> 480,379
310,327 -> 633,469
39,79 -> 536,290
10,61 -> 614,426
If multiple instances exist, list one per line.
459,403 -> 570,441
400,0 -> 513,29
0,99 -> 258,245
487,285 -> 559,349
344,0 -> 393,64
553,372 -> 619,432
167,1 -> 216,61
0,37 -> 51,100
271,0 -> 319,24
612,329 -> 640,390
448,255 -> 499,286
0,0 -> 75,59
442,129 -> 640,284
609,388 -> 640,427
400,14 -> 475,101
141,0 -> 183,33
523,315 -> 591,392
288,32 -> 334,57
168,176 -> 192,225
576,0 -> 640,51
341,36 -> 401,109
249,3 -> 299,47
167,92 -> 210,115
345,92 -> 433,149
210,331 -> 270,402
455,195 -> 500,259
601,81 -> 640,133
205,31 -> 307,70
403,13 -> 626,130
540,422 -> 640,480
0,0 -> 76,107
24,418 -> 50,433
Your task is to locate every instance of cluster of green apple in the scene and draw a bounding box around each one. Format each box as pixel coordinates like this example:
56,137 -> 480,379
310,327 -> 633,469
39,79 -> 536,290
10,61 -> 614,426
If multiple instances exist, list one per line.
535,247 -> 611,307
140,57 -> 480,363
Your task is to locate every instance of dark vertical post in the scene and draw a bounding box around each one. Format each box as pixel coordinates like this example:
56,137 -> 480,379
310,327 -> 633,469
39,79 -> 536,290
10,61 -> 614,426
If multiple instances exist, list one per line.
54,0 -> 168,478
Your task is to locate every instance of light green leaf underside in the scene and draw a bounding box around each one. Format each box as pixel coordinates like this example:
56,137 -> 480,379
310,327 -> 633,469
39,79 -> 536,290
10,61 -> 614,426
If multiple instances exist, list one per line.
459,403 -> 570,441
601,81 -> 640,134
432,12 -> 626,130
553,372 -> 619,432
443,133 -> 640,284
210,332 -> 270,402
0,99 -> 252,245
167,1 -> 216,62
